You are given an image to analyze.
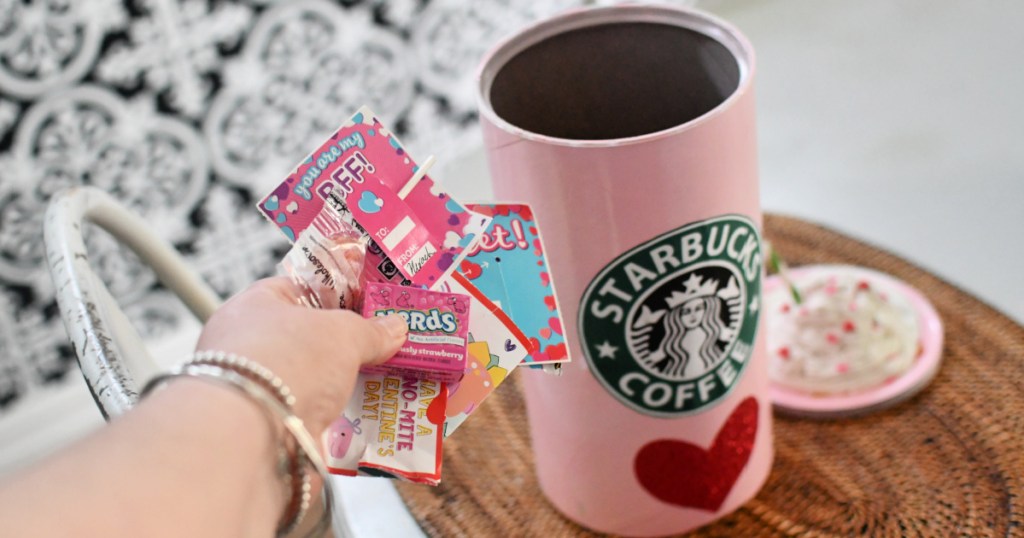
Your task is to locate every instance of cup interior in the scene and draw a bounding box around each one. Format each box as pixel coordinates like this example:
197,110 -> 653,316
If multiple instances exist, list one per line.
488,21 -> 741,141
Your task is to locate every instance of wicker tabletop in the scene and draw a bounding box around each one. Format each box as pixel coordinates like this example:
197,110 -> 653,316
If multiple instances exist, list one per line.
396,214 -> 1024,537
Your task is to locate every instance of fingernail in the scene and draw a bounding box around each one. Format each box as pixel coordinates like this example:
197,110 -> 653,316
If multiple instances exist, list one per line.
376,314 -> 408,340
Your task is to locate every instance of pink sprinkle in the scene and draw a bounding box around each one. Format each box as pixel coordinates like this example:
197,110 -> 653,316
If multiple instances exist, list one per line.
799,307 -> 810,317
826,333 -> 840,345
778,347 -> 790,360
837,363 -> 849,374
780,303 -> 791,314
848,301 -> 858,312
843,320 -> 856,333
857,280 -> 870,291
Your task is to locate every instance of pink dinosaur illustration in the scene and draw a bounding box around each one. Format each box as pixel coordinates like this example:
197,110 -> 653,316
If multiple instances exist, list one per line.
326,415 -> 366,468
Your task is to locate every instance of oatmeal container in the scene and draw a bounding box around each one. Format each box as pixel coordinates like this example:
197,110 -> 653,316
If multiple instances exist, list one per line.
477,4 -> 772,535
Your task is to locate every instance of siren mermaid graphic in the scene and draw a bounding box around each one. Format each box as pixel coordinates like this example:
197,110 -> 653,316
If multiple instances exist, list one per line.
630,271 -> 743,381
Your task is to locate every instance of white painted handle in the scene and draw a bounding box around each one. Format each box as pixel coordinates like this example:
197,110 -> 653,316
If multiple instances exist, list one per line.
44,187 -> 222,418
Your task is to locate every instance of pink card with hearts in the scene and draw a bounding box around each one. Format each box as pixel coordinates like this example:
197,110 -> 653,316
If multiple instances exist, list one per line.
258,106 -> 490,288
438,272 -> 531,437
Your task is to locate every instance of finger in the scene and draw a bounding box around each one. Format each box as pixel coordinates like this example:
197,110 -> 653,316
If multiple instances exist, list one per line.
328,311 -> 408,365
246,276 -> 309,305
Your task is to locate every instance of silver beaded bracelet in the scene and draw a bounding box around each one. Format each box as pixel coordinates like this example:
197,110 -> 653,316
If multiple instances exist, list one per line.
191,351 -> 296,406
188,351 -> 311,533
141,362 -> 335,538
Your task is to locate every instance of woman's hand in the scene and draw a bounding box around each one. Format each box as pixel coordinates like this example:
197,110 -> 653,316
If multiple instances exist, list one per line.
0,276 -> 408,538
196,276 -> 408,435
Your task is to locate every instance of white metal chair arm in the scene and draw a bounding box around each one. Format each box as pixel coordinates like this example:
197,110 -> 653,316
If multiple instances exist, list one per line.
44,186 -> 222,419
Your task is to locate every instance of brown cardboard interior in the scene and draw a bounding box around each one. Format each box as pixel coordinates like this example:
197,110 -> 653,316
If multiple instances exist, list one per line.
489,22 -> 740,141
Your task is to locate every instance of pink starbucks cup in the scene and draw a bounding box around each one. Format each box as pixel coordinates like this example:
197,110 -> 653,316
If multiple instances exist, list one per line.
476,5 -> 772,536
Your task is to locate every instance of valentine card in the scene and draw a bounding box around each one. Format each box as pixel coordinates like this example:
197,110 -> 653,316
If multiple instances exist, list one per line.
258,106 -> 490,288
459,204 -> 570,365
439,272 -> 530,437
324,374 -> 447,486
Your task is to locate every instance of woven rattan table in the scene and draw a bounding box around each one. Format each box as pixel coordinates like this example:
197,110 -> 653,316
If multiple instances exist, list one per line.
396,214 -> 1024,537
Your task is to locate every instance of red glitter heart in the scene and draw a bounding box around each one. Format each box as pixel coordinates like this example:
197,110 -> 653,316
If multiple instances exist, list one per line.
634,397 -> 758,512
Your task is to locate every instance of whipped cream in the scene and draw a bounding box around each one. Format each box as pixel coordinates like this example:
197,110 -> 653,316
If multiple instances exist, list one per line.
767,270 -> 920,395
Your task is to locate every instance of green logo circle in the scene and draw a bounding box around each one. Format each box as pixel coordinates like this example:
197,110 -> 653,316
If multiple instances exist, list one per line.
579,215 -> 762,417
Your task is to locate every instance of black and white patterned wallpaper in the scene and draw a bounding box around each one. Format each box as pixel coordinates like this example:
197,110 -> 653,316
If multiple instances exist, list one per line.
0,0 -> 614,412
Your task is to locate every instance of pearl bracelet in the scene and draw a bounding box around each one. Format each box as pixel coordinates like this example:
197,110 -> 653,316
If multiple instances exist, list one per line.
188,351 -> 310,533
141,362 -> 334,538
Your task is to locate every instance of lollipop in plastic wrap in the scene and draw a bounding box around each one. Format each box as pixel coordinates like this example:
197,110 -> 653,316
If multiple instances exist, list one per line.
278,207 -> 367,311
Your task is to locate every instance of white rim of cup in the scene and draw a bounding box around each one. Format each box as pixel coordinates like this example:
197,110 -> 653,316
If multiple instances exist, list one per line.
475,4 -> 757,148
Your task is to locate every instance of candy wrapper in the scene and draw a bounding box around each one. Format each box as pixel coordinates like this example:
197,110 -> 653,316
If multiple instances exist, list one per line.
278,207 -> 367,310
361,282 -> 470,383
324,374 -> 448,485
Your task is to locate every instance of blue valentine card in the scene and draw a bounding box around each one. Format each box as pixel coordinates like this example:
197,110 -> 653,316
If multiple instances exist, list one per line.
458,204 -> 570,364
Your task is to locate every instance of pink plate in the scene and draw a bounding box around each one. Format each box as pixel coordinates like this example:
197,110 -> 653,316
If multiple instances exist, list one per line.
765,264 -> 944,418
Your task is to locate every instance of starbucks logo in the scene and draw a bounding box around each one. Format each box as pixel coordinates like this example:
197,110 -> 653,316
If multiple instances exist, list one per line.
580,216 -> 762,417
629,263 -> 744,381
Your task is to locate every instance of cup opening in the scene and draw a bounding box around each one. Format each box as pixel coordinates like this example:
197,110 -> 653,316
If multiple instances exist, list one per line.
480,7 -> 750,144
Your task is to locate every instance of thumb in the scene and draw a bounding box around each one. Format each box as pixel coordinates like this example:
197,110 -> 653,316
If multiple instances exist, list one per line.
345,313 -> 408,365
